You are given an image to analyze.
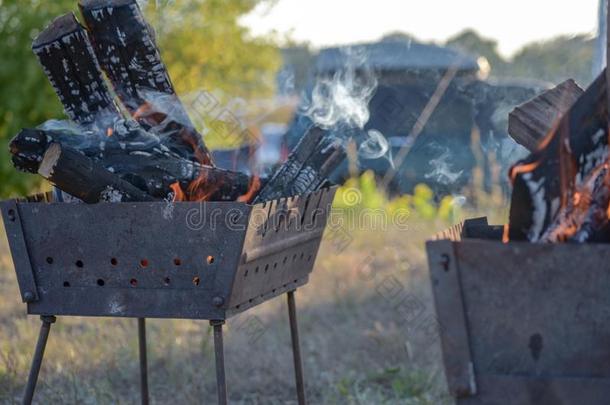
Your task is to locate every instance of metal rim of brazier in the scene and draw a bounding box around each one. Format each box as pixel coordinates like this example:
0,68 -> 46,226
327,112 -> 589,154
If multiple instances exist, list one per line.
3,188 -> 336,405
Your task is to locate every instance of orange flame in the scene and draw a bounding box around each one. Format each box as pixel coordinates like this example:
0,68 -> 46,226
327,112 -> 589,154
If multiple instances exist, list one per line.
106,127 -> 114,137
170,182 -> 186,202
237,176 -> 261,203
509,160 -> 541,183
133,102 -> 153,121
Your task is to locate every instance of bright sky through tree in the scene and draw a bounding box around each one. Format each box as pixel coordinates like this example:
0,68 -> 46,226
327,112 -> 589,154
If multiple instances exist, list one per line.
242,0 -> 600,57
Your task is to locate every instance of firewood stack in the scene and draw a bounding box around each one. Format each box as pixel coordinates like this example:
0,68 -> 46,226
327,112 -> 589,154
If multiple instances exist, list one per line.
9,0 -> 345,204
506,67 -> 610,243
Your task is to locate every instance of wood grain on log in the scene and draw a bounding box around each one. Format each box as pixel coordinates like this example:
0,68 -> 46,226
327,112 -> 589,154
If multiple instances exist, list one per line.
32,13 -> 121,124
10,126 -> 256,201
39,143 -> 155,203
253,126 -> 344,203
508,79 -> 584,152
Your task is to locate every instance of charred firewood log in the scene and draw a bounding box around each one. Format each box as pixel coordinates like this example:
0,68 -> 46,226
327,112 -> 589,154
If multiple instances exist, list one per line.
508,79 -> 584,152
38,143 -> 155,203
10,125 -> 257,201
253,126 -> 345,203
32,13 -> 121,125
78,0 -> 213,165
507,71 -> 609,242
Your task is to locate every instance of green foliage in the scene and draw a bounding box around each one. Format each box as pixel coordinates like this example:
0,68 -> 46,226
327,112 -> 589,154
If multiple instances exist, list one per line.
334,171 -> 462,224
446,29 -> 595,87
143,0 -> 281,99
446,29 -> 507,74
509,35 -> 595,87
0,0 -> 78,198
0,0 -> 281,198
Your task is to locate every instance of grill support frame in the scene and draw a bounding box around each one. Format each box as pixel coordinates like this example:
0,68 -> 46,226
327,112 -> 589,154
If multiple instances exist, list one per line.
7,188 -> 335,404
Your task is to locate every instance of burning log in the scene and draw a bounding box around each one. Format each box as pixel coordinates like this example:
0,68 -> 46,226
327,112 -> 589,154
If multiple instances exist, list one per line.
32,13 -> 120,125
78,0 -> 213,165
508,80 -> 584,152
507,71 -> 609,242
289,138 -> 346,196
10,126 -> 256,201
253,126 -> 339,203
39,143 -> 155,203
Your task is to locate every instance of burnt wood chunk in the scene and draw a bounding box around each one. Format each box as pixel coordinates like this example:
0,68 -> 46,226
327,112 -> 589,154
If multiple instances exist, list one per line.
253,127 -> 345,202
32,13 -> 120,124
289,138 -> 346,196
10,127 -> 255,201
508,80 -> 584,152
79,0 -> 213,165
39,143 -> 155,203
78,0 -> 174,113
253,126 -> 331,203
507,71 -> 608,242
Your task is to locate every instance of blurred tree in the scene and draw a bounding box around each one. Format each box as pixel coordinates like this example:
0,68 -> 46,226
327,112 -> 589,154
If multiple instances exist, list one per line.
0,0 -> 281,198
446,29 -> 508,75
144,0 -> 280,99
0,0 -> 77,198
509,35 -> 595,87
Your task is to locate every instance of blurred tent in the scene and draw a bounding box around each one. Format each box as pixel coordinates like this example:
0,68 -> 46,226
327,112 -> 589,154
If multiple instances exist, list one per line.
284,36 -> 543,198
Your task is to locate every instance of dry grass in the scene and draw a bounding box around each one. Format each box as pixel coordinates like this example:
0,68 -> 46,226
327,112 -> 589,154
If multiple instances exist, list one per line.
0,214 -> 472,404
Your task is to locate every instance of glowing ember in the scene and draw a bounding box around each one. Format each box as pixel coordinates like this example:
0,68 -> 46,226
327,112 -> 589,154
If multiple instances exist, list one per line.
170,182 -> 185,202
106,128 -> 113,137
237,176 -> 261,203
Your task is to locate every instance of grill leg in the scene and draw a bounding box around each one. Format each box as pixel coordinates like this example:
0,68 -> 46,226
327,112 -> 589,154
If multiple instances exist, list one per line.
211,320 -> 227,405
23,315 -> 56,405
287,290 -> 307,405
138,318 -> 149,405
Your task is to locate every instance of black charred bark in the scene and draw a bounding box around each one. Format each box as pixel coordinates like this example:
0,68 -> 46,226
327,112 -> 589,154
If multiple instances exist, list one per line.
78,0 -> 213,165
253,126 -> 343,203
38,143 -> 155,203
507,71 -> 609,242
32,13 -> 121,124
10,127 -> 256,201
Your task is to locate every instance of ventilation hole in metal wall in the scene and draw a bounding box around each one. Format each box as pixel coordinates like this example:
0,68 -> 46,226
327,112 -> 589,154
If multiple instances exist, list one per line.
300,253 -> 304,260
63,281 -> 70,287
249,299 -> 254,303
46,257 -> 53,264
244,270 -> 249,278
272,289 -> 276,293
97,279 -> 105,287
292,254 -> 297,262
111,258 -> 118,266
255,266 -> 259,274
264,264 -> 269,273
273,263 -> 278,269
130,278 -> 138,287
193,277 -> 200,286
75,260 -> 84,268
307,255 -> 312,262
174,258 -> 182,266
7,209 -> 15,222
207,255 -> 215,265
140,259 -> 149,268
283,257 -> 288,264
164,277 -> 171,286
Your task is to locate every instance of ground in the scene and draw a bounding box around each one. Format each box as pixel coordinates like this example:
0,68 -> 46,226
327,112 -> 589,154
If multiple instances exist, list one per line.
0,211 -> 497,404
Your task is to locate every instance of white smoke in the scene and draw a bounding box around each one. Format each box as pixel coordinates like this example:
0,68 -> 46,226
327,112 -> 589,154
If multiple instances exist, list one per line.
424,149 -> 464,185
359,129 -> 391,163
301,47 -> 393,165
301,47 -> 377,131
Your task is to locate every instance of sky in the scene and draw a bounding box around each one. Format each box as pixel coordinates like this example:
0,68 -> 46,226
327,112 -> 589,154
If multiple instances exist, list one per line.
242,0 -> 601,58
